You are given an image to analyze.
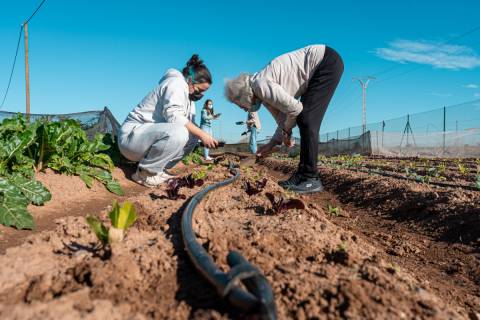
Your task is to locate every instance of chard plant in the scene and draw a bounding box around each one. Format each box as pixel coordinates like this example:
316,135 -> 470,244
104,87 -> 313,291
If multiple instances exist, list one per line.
86,200 -> 137,246
0,115 -> 122,229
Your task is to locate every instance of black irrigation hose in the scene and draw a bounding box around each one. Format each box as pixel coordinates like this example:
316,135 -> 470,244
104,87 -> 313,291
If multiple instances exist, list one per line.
323,164 -> 479,192
181,165 -> 277,319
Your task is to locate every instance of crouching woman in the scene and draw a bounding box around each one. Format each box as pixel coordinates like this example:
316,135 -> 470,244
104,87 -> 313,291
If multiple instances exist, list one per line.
118,54 -> 218,187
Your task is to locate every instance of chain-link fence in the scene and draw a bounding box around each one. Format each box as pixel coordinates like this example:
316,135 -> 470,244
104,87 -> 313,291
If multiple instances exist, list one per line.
320,99 -> 480,157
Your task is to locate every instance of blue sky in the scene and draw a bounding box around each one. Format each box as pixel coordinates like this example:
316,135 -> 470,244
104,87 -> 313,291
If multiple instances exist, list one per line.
1,0 -> 480,142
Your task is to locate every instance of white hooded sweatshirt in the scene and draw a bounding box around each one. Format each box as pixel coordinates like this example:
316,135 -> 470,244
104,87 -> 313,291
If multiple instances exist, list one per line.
124,69 -> 195,126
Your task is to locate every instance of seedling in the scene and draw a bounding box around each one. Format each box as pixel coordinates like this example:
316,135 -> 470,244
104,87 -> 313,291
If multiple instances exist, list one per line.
327,204 -> 341,216
166,178 -> 187,200
457,162 -> 469,176
337,241 -> 348,252
326,241 -> 349,265
244,178 -> 267,196
265,192 -> 305,214
86,200 -> 137,246
182,149 -> 204,165
192,169 -> 207,181
437,162 -> 447,175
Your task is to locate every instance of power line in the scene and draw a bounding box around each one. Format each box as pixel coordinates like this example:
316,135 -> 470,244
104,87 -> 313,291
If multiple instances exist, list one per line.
326,24 -> 480,116
0,0 -> 47,109
0,26 -> 23,109
25,0 -> 47,25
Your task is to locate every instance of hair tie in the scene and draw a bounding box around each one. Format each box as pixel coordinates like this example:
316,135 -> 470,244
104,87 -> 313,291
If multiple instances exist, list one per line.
189,66 -> 196,83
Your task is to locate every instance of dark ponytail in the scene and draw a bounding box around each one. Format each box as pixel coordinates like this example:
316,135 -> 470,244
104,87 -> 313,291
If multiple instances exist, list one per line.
182,54 -> 212,84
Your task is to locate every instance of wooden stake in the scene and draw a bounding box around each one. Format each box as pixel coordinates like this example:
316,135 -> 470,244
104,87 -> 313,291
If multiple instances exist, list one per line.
24,22 -> 30,121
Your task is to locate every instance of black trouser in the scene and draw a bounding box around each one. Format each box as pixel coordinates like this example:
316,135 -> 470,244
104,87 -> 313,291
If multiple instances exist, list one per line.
297,46 -> 344,178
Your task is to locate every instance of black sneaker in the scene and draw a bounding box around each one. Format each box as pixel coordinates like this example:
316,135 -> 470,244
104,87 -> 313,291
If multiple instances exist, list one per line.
278,173 -> 324,194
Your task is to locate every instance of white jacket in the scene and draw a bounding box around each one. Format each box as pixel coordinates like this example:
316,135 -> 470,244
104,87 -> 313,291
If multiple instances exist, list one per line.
124,69 -> 195,126
251,45 -> 326,142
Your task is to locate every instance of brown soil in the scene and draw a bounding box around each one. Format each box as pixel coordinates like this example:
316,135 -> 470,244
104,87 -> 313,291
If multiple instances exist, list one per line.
0,156 -> 478,319
321,155 -> 480,187
260,157 -> 480,318
0,166 -> 145,253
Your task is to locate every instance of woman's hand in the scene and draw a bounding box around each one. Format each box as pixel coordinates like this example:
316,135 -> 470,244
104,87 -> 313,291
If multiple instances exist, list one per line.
281,129 -> 294,147
283,136 -> 295,148
256,140 -> 280,158
185,121 -> 218,148
201,132 -> 219,149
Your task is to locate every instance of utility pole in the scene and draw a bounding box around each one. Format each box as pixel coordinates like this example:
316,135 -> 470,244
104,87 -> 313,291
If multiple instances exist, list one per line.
24,22 -> 30,119
353,76 -> 375,135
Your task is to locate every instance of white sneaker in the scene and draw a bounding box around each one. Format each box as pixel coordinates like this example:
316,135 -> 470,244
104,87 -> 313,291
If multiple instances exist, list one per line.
205,156 -> 213,161
132,169 -> 169,188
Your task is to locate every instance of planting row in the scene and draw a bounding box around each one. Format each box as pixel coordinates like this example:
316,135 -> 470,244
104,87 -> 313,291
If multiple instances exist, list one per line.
317,154 -> 480,189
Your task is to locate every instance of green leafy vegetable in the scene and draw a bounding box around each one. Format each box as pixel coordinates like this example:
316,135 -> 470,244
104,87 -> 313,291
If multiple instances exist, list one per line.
87,201 -> 137,247
0,177 -> 34,229
8,174 -> 51,205
0,114 -> 122,229
86,215 -> 109,244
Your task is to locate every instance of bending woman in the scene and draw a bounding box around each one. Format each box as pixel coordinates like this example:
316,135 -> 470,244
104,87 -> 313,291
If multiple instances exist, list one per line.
225,45 -> 343,193
200,99 -> 220,161
119,54 -> 218,187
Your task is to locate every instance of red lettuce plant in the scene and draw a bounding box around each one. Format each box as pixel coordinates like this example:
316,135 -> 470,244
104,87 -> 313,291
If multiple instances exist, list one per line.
165,174 -> 204,200
265,192 -> 305,214
244,178 -> 268,196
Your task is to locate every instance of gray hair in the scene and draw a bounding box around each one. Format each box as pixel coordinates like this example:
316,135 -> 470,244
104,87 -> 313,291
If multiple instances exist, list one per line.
224,73 -> 254,109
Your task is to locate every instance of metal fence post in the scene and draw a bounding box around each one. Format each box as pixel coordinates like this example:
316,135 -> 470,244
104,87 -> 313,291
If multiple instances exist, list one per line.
381,120 -> 385,148
443,106 -> 446,154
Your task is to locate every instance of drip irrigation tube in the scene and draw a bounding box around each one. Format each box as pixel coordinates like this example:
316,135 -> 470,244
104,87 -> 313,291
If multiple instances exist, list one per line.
181,165 -> 277,319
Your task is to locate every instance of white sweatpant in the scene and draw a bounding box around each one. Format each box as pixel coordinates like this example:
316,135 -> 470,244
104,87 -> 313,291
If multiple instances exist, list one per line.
118,121 -> 198,173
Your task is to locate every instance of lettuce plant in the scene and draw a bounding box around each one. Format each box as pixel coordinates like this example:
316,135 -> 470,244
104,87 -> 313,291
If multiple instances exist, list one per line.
86,200 -> 137,246
164,174 -> 204,200
265,192 -> 305,214
244,178 -> 267,196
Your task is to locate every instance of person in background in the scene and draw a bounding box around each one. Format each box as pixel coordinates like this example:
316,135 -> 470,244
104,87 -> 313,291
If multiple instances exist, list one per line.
246,111 -> 261,154
225,45 -> 344,193
118,54 -> 218,187
200,99 -> 221,160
